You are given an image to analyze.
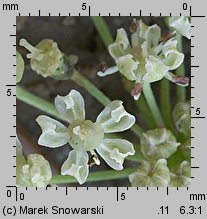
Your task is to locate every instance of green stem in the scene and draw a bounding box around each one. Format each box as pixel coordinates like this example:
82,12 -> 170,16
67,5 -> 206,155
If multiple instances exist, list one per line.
135,95 -> 156,129
71,70 -> 110,106
143,82 -> 164,128
176,34 -> 186,102
50,168 -> 136,185
91,16 -> 113,48
160,78 -> 174,131
16,85 -> 67,122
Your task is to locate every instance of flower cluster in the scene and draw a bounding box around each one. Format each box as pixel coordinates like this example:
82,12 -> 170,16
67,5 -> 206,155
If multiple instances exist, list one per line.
129,100 -> 191,187
16,137 -> 52,187
36,90 -> 135,184
97,19 -> 189,100
17,17 -> 191,187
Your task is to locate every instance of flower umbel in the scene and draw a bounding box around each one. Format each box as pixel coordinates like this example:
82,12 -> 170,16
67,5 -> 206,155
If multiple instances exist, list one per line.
36,89 -> 135,184
97,19 -> 189,100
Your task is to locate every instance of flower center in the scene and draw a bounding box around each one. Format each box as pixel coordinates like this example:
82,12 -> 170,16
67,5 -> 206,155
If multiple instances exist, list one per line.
68,120 -> 104,151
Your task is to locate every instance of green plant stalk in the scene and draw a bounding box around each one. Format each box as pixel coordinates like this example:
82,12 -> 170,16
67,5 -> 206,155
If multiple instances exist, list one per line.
71,70 -> 111,106
135,95 -> 156,129
160,78 -> 174,131
50,168 -> 136,185
16,85 -> 67,122
91,16 -> 114,48
176,34 -> 186,102
143,82 -> 164,128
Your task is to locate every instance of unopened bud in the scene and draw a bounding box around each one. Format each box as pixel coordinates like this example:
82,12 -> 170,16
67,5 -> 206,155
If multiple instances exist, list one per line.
129,159 -> 170,187
169,161 -> 191,187
141,128 -> 180,160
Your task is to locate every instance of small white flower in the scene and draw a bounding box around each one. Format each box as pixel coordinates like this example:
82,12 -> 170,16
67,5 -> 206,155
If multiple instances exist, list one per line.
168,16 -> 191,39
97,19 -> 188,100
19,38 -> 65,78
36,90 -> 135,184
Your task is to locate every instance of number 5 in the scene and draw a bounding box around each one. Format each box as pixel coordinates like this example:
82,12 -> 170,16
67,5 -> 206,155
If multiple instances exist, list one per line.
82,3 -> 87,10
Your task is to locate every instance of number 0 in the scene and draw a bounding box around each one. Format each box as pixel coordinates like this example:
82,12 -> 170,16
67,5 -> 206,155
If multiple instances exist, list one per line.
183,3 -> 188,10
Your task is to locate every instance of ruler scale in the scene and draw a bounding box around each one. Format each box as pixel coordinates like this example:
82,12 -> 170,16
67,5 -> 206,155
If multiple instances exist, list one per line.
1,0 -> 207,218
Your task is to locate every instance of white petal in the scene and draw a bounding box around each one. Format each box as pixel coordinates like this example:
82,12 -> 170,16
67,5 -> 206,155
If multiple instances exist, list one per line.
163,50 -> 184,70
97,139 -> 135,170
139,21 -> 161,48
61,150 -> 89,185
36,115 -> 68,148
96,100 -> 135,133
54,90 -> 85,123
116,54 -> 138,81
162,39 -> 184,70
143,55 -> 169,83
97,66 -> 119,77
169,16 -> 191,39
108,28 -> 131,59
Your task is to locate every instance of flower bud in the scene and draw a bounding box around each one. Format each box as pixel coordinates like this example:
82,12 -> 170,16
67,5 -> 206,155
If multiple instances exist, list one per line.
173,101 -> 190,136
19,38 -> 78,79
180,139 -> 191,160
140,128 -> 180,160
129,159 -> 170,187
169,161 -> 191,187
16,138 -> 52,187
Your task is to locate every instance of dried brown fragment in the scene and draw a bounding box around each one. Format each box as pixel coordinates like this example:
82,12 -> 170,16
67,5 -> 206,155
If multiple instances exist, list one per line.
160,31 -> 176,42
173,76 -> 189,86
88,154 -> 100,167
131,83 -> 143,97
99,62 -> 108,73
130,19 -> 139,33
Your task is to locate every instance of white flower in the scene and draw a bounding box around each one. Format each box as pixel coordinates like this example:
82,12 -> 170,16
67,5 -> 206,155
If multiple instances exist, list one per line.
168,16 -> 191,39
19,38 -> 65,78
36,90 -> 135,184
97,19 -> 188,100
